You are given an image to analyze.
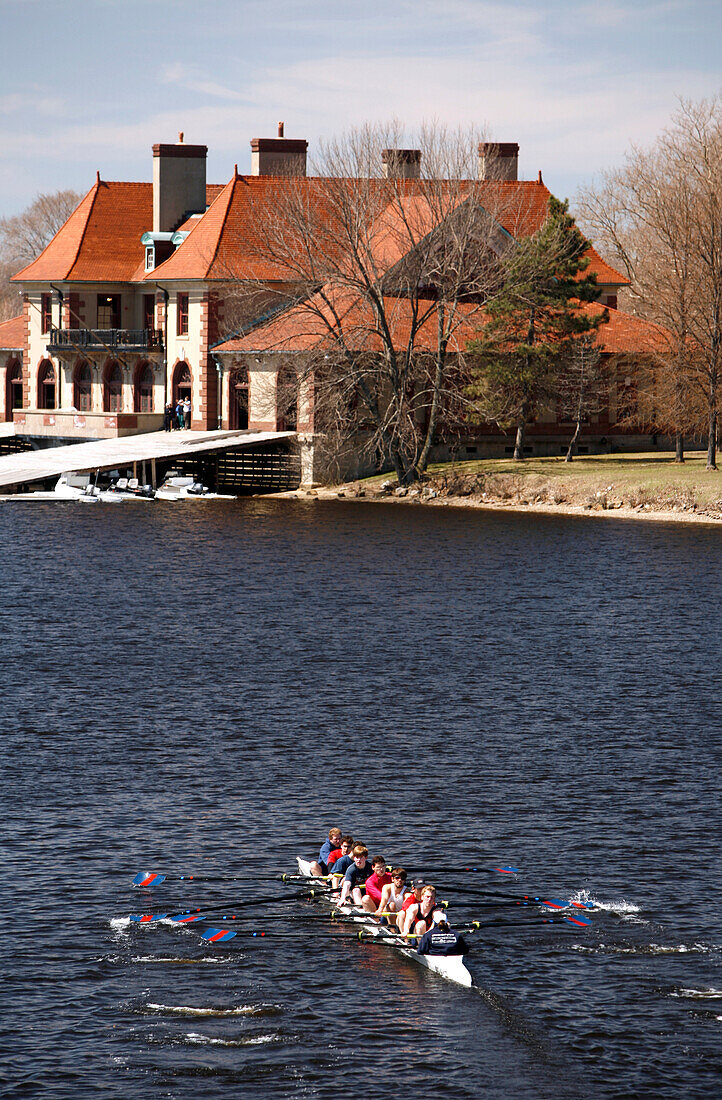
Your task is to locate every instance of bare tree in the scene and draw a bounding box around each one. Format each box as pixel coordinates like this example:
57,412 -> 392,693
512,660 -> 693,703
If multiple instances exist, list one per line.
555,332 -> 607,461
224,124 -> 540,483
0,188 -> 81,320
577,96 -> 722,468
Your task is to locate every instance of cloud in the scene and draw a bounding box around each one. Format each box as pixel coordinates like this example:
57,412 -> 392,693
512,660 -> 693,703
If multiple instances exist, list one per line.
160,62 -> 247,102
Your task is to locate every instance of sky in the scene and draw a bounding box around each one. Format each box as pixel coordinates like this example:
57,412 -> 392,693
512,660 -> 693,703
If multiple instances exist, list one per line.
1,0 -> 721,217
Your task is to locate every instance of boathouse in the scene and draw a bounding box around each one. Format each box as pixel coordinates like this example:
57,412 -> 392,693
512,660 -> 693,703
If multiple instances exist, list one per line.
0,127 -> 670,485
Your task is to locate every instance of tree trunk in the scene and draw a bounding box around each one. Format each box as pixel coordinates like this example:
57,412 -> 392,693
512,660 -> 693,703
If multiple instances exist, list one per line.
674,432 -> 685,463
706,371 -> 717,470
565,420 -> 581,462
513,420 -> 525,460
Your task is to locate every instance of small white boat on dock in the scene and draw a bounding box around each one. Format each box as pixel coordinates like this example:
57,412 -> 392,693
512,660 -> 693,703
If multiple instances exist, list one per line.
295,857 -> 473,988
154,475 -> 234,501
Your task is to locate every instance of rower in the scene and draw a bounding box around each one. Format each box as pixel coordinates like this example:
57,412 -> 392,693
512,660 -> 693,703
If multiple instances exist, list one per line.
396,879 -> 427,936
416,913 -> 469,956
376,867 -> 409,926
400,884 -> 440,939
360,856 -> 391,913
310,827 -> 342,877
327,835 -> 354,887
337,844 -> 374,907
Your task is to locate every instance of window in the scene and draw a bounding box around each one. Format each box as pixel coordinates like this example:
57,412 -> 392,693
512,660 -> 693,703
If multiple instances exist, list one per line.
134,362 -> 154,413
37,360 -> 56,409
143,294 -> 155,333
177,293 -> 189,336
74,361 -> 92,412
145,246 -> 155,272
6,361 -> 23,419
103,361 -> 123,413
97,294 -> 121,329
277,366 -> 298,431
230,367 -> 249,430
41,293 -> 52,334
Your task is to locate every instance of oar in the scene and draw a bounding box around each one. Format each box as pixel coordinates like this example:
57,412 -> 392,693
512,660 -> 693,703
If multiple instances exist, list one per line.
133,871 -> 255,887
462,912 -> 592,929
443,884 -> 595,910
405,864 -> 520,875
129,887 -> 319,923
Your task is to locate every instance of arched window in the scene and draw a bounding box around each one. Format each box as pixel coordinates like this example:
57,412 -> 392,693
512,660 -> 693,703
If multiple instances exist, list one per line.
277,365 -> 298,431
74,361 -> 92,412
103,361 -> 123,413
6,361 -> 23,420
229,365 -> 249,430
37,360 -> 56,410
172,362 -> 192,405
134,362 -> 154,413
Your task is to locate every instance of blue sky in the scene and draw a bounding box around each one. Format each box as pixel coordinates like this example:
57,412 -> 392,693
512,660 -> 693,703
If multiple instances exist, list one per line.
1,0 -> 721,216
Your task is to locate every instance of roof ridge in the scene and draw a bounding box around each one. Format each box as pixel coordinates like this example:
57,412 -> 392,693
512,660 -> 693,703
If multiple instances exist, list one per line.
66,178 -> 102,280
206,175 -> 237,276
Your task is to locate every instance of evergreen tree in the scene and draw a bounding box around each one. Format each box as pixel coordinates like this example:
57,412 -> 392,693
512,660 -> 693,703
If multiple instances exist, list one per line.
466,197 -> 606,459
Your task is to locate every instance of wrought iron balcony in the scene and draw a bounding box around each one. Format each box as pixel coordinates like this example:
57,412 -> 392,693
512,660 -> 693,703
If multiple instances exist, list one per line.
48,328 -> 163,352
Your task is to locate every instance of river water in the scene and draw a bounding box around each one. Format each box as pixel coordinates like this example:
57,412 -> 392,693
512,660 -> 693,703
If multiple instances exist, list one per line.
1,498 -> 720,1099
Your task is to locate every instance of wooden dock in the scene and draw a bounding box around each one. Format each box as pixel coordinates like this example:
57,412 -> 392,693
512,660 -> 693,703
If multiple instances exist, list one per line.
0,429 -> 296,490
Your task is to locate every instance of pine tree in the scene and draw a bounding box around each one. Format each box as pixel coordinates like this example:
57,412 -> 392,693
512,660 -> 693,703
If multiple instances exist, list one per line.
466,197 -> 606,459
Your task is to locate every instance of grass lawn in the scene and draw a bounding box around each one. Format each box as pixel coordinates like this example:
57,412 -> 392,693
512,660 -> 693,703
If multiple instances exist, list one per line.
363,451 -> 722,507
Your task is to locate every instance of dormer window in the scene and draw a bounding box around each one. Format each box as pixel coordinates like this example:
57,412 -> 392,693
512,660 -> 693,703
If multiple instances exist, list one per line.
145,246 -> 155,271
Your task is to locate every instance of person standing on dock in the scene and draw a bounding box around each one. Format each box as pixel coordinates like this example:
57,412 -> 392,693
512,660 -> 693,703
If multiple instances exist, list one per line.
176,399 -> 185,430
183,396 -> 192,429
163,403 -> 173,431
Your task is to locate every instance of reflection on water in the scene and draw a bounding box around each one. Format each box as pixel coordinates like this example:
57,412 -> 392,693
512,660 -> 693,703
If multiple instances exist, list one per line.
1,498 -> 721,1099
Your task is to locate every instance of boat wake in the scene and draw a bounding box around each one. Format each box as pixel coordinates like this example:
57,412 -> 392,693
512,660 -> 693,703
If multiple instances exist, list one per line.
130,955 -> 236,965
143,1002 -> 281,1017
183,1032 -> 278,1047
572,942 -> 719,955
670,988 -> 722,999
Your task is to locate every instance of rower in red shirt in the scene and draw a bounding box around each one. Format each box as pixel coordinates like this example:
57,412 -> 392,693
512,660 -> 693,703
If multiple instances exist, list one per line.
360,856 -> 391,913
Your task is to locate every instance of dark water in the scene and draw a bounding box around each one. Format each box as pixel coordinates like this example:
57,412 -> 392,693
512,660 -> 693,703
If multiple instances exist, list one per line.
1,498 -> 721,1099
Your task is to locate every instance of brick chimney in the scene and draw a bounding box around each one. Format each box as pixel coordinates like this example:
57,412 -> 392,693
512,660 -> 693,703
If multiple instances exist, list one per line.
152,133 -> 208,232
478,142 -> 519,181
381,148 -> 421,179
250,122 -> 308,176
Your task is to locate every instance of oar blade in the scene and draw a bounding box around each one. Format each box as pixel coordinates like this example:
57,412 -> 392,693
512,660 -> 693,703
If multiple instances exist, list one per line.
202,927 -> 236,943
129,913 -> 168,923
133,872 -> 166,888
563,913 -> 592,927
170,913 -> 204,924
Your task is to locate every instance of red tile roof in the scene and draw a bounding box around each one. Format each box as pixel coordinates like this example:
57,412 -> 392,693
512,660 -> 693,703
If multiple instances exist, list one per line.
0,314 -> 24,350
214,292 -> 667,359
12,169 -> 629,291
13,181 -> 225,284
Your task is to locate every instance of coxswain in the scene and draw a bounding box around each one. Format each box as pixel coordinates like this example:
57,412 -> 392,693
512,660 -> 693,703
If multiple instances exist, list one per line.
375,867 -> 409,926
360,856 -> 391,913
337,844 -> 374,907
400,884 -> 441,939
416,914 -> 469,956
310,827 -> 342,877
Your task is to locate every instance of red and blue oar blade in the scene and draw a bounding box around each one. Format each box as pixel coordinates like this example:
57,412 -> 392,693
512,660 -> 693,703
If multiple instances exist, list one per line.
133,872 -> 166,888
563,913 -> 592,927
170,913 -> 204,924
201,927 -> 237,943
129,913 -> 168,923
495,866 -> 520,874
540,898 -> 569,911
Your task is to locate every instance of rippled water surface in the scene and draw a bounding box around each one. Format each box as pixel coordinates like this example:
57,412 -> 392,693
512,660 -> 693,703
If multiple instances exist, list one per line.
2,498 -> 721,1099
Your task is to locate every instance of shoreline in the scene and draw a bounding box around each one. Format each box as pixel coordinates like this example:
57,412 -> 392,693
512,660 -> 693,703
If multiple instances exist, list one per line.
283,485 -> 722,526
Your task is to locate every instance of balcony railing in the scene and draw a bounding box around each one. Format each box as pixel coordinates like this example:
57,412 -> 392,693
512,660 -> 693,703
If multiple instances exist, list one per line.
48,328 -> 163,352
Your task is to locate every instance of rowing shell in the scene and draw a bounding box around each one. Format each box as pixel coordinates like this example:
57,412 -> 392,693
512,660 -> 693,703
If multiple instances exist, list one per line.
296,857 -> 473,988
